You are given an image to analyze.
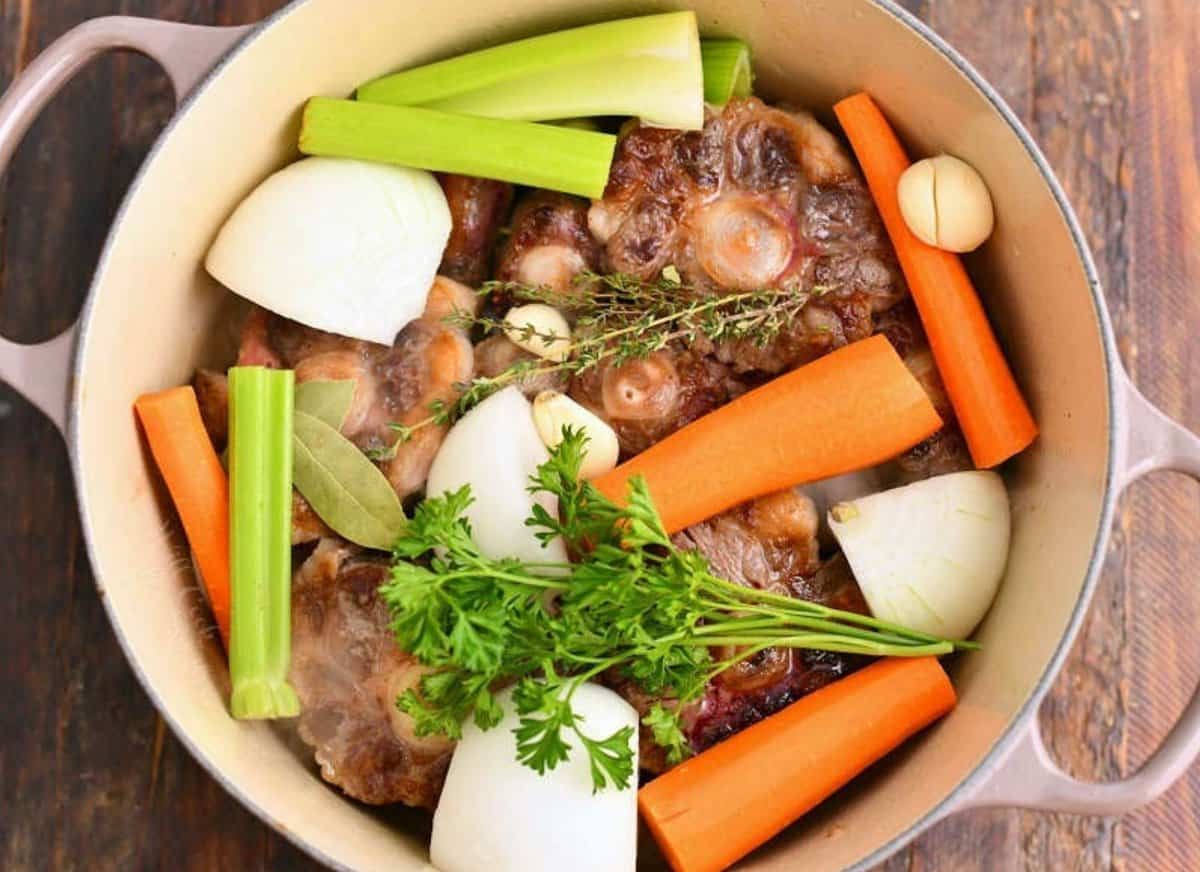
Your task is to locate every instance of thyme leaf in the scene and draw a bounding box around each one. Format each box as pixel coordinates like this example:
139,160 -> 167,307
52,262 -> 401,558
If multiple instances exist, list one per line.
391,271 -> 829,442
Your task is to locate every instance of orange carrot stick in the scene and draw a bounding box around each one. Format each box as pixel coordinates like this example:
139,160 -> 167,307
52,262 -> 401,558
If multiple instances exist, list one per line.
639,657 -> 956,872
593,334 -> 941,533
135,386 -> 231,645
833,92 -> 1037,469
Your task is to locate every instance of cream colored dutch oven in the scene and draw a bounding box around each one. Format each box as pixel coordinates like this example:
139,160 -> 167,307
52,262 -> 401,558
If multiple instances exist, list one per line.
2,2 -> 1199,870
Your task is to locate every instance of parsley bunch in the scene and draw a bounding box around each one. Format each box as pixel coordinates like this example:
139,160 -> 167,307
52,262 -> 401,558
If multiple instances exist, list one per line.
380,430 -> 975,791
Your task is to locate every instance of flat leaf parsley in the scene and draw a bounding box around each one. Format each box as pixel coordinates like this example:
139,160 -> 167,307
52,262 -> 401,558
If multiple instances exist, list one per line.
380,429 -> 975,791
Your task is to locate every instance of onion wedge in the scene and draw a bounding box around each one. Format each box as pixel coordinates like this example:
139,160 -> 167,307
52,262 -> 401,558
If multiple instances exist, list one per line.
829,471 -> 1010,639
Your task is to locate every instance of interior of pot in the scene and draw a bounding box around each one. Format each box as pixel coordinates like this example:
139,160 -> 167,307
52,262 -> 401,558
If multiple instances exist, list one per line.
73,0 -> 1112,868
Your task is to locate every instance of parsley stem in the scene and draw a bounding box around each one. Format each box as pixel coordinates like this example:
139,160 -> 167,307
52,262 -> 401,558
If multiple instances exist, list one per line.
694,612 -> 920,648
702,576 -> 970,648
433,567 -> 570,590
691,635 -> 954,658
573,657 -> 627,686
705,637 -> 783,683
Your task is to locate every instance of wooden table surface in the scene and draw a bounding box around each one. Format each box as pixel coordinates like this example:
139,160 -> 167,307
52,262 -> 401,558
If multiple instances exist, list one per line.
1,1 -> 1197,869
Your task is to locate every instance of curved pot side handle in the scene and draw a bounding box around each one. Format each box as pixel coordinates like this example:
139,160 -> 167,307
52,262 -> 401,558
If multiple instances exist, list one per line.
0,16 -> 253,435
961,374 -> 1200,815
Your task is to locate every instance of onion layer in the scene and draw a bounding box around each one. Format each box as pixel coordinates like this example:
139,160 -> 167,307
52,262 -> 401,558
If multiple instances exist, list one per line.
431,683 -> 639,872
425,387 -> 567,566
206,157 -> 450,346
828,470 -> 1010,639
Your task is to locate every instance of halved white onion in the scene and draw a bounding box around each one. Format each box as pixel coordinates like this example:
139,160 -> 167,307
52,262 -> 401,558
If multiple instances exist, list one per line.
206,156 -> 450,346
425,386 -> 567,566
828,471 -> 1010,639
431,683 -> 639,872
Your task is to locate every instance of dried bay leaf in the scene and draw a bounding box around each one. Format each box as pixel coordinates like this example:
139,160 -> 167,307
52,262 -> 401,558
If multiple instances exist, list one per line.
294,379 -> 356,431
292,409 -> 406,550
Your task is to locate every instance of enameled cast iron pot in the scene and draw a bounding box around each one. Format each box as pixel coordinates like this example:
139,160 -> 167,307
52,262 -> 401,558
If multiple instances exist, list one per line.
3,2 -> 1200,869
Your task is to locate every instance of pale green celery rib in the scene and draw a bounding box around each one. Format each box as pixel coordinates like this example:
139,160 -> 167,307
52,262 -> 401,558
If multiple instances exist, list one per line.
355,12 -> 702,129
300,98 -> 617,200
419,55 -> 702,128
701,39 -> 753,105
358,12 -> 693,103
228,366 -> 300,720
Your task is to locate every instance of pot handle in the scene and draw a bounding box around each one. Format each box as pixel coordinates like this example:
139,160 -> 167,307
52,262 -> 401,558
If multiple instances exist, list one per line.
0,16 -> 252,434
960,372 -> 1200,815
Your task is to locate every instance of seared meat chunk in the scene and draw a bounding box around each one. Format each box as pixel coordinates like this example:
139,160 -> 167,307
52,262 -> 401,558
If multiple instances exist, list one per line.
229,278 -> 477,543
569,349 -> 748,457
673,487 -> 822,590
377,278 -> 478,499
438,174 -> 513,287
235,276 -> 476,511
291,491 -> 332,546
192,369 -> 229,450
557,100 -> 910,457
591,98 -> 904,374
290,539 -> 453,807
799,550 -> 871,615
701,288 -> 875,374
618,489 -> 867,772
873,301 -> 972,480
895,424 -> 972,482
473,333 -> 569,400
497,191 -> 600,298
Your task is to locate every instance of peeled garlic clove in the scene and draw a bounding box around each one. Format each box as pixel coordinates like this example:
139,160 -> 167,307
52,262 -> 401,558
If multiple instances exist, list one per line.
896,158 -> 938,247
503,303 -> 572,362
532,390 -> 620,480
931,155 -> 994,252
897,154 -> 995,253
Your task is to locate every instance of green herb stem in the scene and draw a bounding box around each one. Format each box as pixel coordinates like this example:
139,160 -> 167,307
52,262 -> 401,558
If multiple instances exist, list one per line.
689,635 -> 954,658
392,273 -> 817,443
703,575 -> 957,644
693,611 -> 923,648
430,568 -> 570,590
228,367 -> 300,720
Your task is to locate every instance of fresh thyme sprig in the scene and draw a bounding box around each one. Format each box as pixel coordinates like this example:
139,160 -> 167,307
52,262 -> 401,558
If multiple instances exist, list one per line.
388,271 -> 828,444
379,429 -> 976,791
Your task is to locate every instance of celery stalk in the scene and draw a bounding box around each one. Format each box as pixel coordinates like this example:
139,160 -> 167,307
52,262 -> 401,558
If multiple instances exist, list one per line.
356,12 -> 704,130
701,39 -> 753,106
228,366 -> 299,720
300,98 -> 617,199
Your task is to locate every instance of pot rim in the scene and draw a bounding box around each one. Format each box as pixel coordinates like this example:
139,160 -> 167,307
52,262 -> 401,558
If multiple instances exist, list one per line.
65,1 -> 1121,869
843,8 -> 1119,868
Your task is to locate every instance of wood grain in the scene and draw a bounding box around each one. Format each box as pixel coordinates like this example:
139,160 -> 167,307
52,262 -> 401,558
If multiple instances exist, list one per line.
0,5 -> 310,871
1021,4 -> 1135,866
0,2 -> 1197,870
1117,1 -> 1200,870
